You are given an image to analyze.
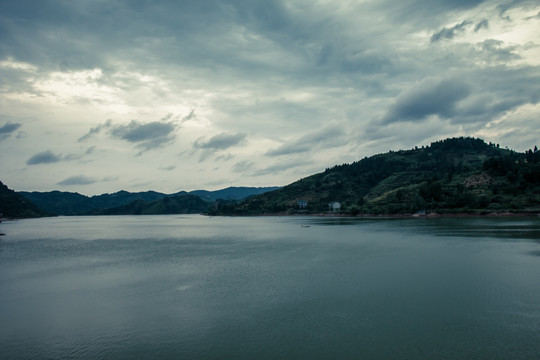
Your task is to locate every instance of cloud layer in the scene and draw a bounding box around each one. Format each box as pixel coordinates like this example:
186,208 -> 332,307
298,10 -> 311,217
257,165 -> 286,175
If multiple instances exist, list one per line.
0,0 -> 539,194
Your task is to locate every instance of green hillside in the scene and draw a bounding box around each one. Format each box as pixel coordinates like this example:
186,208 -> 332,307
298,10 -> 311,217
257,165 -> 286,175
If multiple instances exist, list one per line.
210,137 -> 540,216
190,186 -> 281,202
19,190 -> 171,215
86,193 -> 209,215
0,181 -> 51,218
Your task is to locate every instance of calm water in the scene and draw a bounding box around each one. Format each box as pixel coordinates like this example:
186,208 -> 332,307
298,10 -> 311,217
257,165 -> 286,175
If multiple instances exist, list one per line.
1,215 -> 539,360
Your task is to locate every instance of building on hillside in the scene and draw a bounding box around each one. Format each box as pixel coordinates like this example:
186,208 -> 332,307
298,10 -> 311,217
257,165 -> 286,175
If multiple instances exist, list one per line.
328,201 -> 341,212
297,200 -> 308,209
413,209 -> 426,217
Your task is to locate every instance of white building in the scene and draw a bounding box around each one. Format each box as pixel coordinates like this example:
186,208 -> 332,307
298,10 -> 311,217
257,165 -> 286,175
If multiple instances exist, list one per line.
328,202 -> 341,212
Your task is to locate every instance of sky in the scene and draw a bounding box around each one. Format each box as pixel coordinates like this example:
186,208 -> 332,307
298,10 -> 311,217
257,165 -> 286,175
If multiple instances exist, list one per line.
1,0 -> 539,195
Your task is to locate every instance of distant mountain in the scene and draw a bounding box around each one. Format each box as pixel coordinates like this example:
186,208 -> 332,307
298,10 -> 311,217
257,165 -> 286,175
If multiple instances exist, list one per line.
210,137 -> 540,216
19,190 -> 170,215
0,181 -> 51,218
18,187 -> 280,215
190,186 -> 281,202
16,137 -> 539,217
86,193 -> 209,215
90,190 -> 170,210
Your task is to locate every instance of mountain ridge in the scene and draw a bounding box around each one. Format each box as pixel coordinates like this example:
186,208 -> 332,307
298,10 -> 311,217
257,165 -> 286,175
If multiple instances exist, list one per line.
18,186 -> 281,216
84,193 -> 210,215
210,137 -> 540,216
0,181 -> 52,219
5,137 -> 540,218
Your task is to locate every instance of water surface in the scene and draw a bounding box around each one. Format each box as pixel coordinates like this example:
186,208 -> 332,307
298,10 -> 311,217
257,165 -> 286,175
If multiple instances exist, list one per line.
1,215 -> 539,359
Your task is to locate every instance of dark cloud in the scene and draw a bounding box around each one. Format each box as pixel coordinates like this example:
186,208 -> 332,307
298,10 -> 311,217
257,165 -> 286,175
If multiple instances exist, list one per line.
474,19 -> 489,31
26,150 -> 62,165
431,20 -> 472,42
0,1 -> 288,74
80,118 -> 177,152
0,122 -> 21,134
0,121 -> 21,140
26,148 -> 97,165
78,119 -> 112,142
382,79 -> 471,124
266,124 -> 346,157
0,0 -> 388,86
85,146 -> 96,155
194,132 -> 246,150
181,110 -> 196,122
110,120 -> 175,143
410,64 -> 540,126
192,132 -> 247,162
57,175 -> 96,186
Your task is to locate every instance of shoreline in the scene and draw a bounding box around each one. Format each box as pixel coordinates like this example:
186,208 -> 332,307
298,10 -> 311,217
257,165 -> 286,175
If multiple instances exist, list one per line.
2,211 -> 539,220
225,210 -> 540,218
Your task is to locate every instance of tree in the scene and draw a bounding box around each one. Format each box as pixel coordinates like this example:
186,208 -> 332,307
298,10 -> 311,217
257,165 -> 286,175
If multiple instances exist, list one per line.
419,180 -> 442,202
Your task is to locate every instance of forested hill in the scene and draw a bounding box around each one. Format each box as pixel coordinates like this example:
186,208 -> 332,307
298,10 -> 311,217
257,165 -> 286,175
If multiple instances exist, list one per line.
19,187 -> 280,215
191,186 -> 281,202
210,137 -> 540,215
85,193 -> 209,215
19,190 -> 169,216
0,181 -> 51,218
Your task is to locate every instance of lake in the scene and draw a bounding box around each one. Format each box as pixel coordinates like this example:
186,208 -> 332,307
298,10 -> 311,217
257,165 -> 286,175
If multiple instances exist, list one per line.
1,215 -> 539,359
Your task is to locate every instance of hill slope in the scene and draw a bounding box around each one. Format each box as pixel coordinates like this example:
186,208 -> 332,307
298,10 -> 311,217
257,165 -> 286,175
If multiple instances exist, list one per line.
190,186 -> 281,202
0,181 -> 51,218
18,190 -> 170,215
86,193 -> 209,215
210,137 -> 540,215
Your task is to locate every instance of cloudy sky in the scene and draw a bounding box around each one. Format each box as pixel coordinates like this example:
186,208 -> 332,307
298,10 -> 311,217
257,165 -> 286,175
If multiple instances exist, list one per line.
1,0 -> 539,195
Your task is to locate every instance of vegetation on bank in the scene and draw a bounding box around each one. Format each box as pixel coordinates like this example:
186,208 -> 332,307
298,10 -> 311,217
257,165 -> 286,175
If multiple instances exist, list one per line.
209,137 -> 540,216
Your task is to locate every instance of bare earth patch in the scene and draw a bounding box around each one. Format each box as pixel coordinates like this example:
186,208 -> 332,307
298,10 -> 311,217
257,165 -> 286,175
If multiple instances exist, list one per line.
464,173 -> 492,188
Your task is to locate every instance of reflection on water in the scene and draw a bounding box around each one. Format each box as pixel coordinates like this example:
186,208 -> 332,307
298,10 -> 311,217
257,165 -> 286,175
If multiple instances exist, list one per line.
1,215 -> 539,360
300,215 -> 540,241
